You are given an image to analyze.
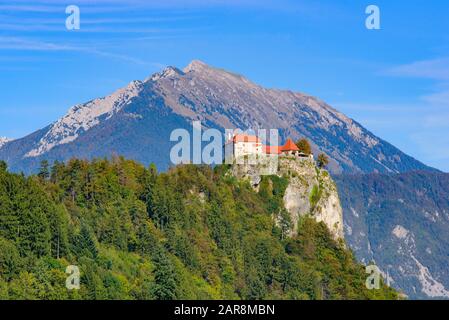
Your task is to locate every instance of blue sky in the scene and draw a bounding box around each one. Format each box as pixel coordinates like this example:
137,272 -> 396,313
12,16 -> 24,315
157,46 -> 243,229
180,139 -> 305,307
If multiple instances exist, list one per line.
0,0 -> 448,171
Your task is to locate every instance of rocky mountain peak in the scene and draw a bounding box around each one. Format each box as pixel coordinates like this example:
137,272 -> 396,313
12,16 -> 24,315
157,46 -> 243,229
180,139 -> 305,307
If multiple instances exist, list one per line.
183,59 -> 209,73
0,61 -> 435,175
182,60 -> 246,82
24,79 -> 143,158
149,66 -> 184,81
0,137 -> 11,149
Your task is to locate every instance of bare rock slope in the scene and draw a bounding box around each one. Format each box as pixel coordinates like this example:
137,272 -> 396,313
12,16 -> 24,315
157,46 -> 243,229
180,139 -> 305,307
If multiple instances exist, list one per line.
232,156 -> 344,240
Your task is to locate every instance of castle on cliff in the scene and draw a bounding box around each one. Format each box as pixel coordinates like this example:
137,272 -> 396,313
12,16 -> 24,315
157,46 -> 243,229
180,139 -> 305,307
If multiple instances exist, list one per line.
224,133 -> 313,164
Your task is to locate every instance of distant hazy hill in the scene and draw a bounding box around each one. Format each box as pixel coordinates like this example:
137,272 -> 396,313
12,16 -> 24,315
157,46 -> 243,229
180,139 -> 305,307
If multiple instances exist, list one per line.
0,60 -> 435,175
335,171 -> 449,299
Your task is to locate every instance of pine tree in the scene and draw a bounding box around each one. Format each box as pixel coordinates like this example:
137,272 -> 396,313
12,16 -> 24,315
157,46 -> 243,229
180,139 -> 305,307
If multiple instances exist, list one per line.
150,247 -> 179,300
0,237 -> 21,281
38,160 -> 50,180
0,161 -> 7,172
50,160 -> 64,183
72,225 -> 98,259
0,157 -> 400,300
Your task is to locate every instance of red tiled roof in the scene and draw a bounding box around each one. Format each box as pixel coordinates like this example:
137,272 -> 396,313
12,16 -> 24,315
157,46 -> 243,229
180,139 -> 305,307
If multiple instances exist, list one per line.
233,134 -> 261,143
231,135 -> 300,155
263,145 -> 281,154
280,138 -> 299,152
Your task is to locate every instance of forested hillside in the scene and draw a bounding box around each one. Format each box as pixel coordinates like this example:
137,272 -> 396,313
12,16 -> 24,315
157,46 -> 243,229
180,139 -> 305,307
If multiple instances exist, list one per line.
0,158 -> 397,300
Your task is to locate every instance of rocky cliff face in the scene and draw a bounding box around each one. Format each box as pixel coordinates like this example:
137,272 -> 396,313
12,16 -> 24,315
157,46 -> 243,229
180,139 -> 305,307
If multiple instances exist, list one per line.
232,156 -> 344,240
280,158 -> 344,240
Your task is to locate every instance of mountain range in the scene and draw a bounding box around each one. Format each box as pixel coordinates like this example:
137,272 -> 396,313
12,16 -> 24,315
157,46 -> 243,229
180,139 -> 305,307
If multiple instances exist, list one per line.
0,60 -> 436,175
0,60 -> 447,299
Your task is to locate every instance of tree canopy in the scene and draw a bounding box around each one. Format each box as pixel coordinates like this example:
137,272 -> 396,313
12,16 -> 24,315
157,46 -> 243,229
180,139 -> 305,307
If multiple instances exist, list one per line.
0,157 -> 398,300
295,139 -> 312,155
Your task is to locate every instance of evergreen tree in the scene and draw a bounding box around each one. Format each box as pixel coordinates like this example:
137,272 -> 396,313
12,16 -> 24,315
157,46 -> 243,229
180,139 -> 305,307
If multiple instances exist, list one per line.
0,237 -> 21,281
150,247 -> 179,300
38,160 -> 50,180
0,161 -> 7,172
0,158 -> 399,300
72,224 -> 98,259
50,160 -> 64,183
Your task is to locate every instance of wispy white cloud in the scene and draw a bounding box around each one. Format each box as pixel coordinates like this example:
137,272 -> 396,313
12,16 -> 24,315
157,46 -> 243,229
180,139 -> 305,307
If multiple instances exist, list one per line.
0,3 -> 202,36
0,36 -> 72,50
419,87 -> 449,128
0,24 -> 181,33
421,88 -> 449,107
0,4 -> 62,13
0,3 -> 145,14
385,58 -> 449,81
86,48 -> 155,65
0,36 -> 158,66
384,57 -> 449,110
423,112 -> 449,128
0,12 -> 197,27
0,23 -> 66,32
0,0 -> 314,14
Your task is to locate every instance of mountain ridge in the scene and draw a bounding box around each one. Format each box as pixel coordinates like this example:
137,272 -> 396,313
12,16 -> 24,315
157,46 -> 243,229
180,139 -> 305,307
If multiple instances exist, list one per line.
0,60 -> 437,175
0,137 -> 11,149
